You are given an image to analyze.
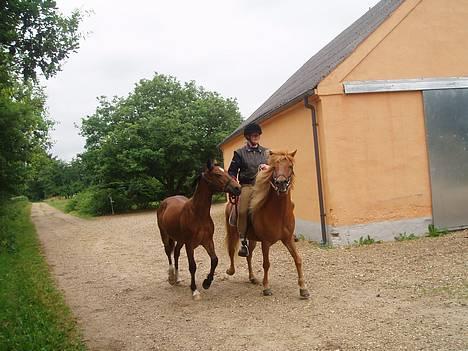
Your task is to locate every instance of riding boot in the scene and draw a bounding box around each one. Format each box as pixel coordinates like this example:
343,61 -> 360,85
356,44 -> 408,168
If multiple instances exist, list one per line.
238,238 -> 249,257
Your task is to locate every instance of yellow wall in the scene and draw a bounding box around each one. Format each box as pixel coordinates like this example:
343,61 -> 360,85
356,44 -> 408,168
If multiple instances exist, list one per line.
221,102 -> 321,222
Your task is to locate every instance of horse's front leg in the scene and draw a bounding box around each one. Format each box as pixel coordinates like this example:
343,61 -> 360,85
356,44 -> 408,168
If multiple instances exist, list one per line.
282,237 -> 310,299
202,239 -> 218,290
261,241 -> 273,296
185,245 -> 201,300
247,240 -> 259,284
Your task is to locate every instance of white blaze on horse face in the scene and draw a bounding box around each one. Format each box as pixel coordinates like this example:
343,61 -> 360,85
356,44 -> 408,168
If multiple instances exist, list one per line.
218,167 -> 225,172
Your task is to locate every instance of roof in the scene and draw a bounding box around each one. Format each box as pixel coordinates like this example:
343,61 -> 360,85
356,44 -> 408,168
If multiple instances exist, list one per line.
221,0 -> 406,145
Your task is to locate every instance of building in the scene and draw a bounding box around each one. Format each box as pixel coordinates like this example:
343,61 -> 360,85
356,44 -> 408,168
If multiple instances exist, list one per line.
219,0 -> 468,244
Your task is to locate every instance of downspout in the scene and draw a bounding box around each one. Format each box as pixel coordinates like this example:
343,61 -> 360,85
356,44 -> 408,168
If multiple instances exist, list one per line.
304,95 -> 327,245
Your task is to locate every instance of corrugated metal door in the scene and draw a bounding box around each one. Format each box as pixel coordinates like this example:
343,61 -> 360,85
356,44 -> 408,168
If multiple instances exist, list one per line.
423,88 -> 468,229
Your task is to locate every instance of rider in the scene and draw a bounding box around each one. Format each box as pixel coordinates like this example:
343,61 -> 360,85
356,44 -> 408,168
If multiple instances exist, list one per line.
228,122 -> 269,257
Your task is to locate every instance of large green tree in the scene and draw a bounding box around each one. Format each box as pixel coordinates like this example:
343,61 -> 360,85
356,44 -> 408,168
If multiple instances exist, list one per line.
80,73 -> 242,200
0,0 -> 83,199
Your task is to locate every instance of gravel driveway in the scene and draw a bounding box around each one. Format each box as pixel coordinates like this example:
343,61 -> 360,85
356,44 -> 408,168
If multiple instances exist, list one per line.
31,202 -> 467,351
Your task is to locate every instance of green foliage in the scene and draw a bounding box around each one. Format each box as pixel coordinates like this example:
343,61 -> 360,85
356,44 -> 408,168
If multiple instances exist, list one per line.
25,152 -> 88,200
394,232 -> 417,241
0,0 -> 83,82
353,235 -> 382,246
79,73 -> 242,203
0,0 -> 83,200
0,82 -> 52,198
427,224 -> 449,237
0,200 -> 86,350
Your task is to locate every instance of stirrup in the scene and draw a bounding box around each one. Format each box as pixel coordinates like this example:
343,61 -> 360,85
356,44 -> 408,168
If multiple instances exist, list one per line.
238,240 -> 249,257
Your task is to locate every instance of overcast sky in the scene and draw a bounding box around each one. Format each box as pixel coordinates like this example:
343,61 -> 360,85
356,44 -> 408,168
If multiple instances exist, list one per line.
46,0 -> 380,161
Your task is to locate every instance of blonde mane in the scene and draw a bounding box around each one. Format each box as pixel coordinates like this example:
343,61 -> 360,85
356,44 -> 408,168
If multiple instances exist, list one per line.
250,150 -> 295,214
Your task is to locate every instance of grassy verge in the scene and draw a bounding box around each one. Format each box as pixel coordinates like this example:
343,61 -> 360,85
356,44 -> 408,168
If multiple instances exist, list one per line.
44,198 -> 92,219
0,200 -> 86,351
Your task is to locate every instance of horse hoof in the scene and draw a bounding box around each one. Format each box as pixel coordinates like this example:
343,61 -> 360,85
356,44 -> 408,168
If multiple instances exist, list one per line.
300,288 -> 310,299
168,266 -> 176,285
226,267 -> 235,276
250,277 -> 260,285
202,279 -> 212,290
192,290 -> 201,301
263,288 -> 273,296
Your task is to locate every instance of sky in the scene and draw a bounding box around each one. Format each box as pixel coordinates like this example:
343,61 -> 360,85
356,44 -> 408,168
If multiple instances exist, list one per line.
46,0 -> 380,161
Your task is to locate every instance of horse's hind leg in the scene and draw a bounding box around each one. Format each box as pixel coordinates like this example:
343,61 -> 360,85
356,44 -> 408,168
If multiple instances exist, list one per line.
185,245 -> 201,300
163,237 -> 176,285
282,237 -> 310,299
225,217 -> 239,276
173,241 -> 184,284
202,239 -> 218,290
247,240 -> 259,284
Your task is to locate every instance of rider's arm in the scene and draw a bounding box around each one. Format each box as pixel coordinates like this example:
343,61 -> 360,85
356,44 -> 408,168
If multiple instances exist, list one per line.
228,151 -> 242,180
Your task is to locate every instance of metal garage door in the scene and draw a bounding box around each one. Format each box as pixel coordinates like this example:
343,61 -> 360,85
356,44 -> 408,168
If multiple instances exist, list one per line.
423,88 -> 468,230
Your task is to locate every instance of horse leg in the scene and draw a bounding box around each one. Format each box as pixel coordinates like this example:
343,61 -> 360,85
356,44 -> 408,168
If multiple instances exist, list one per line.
173,241 -> 184,284
282,237 -> 310,299
185,245 -> 201,300
202,239 -> 218,290
261,242 -> 273,296
247,240 -> 259,284
225,222 -> 239,276
163,237 -> 176,285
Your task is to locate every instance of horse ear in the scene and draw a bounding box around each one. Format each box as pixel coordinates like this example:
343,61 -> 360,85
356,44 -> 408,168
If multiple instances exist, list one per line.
289,150 -> 297,158
206,159 -> 214,171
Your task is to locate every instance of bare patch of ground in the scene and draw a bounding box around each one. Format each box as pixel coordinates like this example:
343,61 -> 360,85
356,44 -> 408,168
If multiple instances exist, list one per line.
31,202 -> 467,351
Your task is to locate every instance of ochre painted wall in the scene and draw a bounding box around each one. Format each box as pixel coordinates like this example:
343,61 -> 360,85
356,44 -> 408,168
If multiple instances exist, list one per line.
319,92 -> 432,226
315,0 -> 468,227
221,102 -> 321,222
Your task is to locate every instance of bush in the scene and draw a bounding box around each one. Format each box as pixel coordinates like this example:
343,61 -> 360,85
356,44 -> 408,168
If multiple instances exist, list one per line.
0,200 -> 24,254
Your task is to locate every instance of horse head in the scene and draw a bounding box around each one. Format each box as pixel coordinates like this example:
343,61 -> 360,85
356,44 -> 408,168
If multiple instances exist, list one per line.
203,160 -> 241,196
269,150 -> 296,194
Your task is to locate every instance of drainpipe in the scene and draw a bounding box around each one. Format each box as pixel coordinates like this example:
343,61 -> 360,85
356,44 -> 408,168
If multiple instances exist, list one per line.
304,95 -> 327,245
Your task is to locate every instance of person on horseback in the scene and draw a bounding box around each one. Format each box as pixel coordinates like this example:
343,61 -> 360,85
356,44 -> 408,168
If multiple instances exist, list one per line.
228,122 -> 269,257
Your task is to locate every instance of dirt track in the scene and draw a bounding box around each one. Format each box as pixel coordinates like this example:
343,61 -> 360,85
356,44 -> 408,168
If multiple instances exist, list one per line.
31,202 -> 467,351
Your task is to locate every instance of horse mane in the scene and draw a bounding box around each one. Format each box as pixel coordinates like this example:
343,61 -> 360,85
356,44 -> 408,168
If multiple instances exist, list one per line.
250,150 -> 295,214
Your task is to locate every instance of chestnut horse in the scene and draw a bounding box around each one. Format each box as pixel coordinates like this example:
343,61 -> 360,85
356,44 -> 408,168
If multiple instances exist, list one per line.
225,150 -> 310,299
157,160 -> 241,300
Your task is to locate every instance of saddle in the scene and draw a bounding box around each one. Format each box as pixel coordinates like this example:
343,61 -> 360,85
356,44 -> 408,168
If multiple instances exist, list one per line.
228,197 -> 252,227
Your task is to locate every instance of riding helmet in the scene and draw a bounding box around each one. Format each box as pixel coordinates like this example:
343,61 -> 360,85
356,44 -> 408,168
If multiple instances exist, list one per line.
243,122 -> 262,137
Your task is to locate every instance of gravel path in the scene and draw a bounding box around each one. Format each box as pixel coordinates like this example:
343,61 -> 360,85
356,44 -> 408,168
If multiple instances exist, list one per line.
31,202 -> 467,351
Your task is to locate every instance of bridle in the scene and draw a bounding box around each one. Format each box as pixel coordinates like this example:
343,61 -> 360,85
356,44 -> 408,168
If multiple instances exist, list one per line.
201,171 -> 237,194
269,164 -> 294,194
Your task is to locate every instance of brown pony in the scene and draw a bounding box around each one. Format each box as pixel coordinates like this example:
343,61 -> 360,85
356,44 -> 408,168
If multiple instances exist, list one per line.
157,160 -> 241,300
225,150 -> 310,299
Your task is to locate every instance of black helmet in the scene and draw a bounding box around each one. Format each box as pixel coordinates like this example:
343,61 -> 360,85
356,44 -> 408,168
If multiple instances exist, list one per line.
243,122 -> 262,137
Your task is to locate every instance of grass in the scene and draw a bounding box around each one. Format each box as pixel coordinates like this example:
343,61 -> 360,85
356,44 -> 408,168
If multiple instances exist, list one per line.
394,232 -> 418,241
427,224 -> 449,237
0,200 -> 87,351
354,234 -> 382,246
44,198 -> 92,219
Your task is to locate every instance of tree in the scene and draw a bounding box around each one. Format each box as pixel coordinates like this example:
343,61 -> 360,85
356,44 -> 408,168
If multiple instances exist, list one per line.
0,0 -> 83,82
0,0 -> 83,199
80,73 -> 242,202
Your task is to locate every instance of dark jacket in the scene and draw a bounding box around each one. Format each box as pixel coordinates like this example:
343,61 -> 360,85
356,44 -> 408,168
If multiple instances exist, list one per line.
228,144 -> 269,185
